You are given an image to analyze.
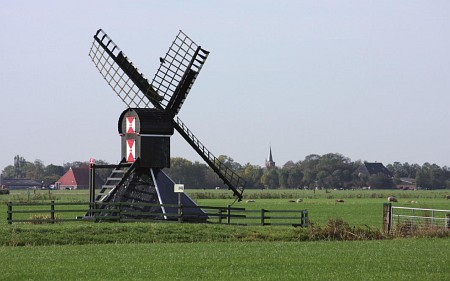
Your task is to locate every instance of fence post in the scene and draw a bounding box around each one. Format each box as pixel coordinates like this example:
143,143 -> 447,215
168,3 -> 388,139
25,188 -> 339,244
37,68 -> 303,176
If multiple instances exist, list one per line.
261,208 -> 265,226
226,205 -> 231,225
50,200 -> 55,224
93,202 -> 98,222
431,210 -> 435,227
118,203 -> 122,222
178,204 -> 183,223
446,214 -> 450,230
382,203 -> 392,233
218,208 -> 223,224
7,202 -> 12,224
304,210 -> 309,227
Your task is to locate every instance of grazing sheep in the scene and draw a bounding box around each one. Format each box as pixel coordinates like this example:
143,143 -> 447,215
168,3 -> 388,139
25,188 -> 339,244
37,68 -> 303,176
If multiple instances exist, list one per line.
388,196 -> 398,202
335,199 -> 344,203
445,195 -> 450,200
296,198 -> 303,203
246,199 -> 256,203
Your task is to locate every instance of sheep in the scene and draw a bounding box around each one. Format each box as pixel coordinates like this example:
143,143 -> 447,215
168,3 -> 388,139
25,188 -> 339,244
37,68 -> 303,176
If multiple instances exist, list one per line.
335,199 -> 344,203
388,196 -> 398,202
445,195 -> 450,200
296,198 -> 303,203
246,199 -> 256,203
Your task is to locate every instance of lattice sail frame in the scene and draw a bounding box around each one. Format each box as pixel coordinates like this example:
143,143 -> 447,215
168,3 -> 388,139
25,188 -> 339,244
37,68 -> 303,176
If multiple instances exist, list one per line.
89,30 -> 156,108
89,29 -> 209,114
152,30 -> 209,113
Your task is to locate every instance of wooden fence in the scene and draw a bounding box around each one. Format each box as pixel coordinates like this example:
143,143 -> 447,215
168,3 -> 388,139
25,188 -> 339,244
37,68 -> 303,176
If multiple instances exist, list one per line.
6,201 -> 308,227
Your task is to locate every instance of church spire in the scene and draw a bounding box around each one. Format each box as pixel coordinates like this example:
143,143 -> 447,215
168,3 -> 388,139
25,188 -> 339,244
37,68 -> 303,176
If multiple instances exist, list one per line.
265,146 -> 276,168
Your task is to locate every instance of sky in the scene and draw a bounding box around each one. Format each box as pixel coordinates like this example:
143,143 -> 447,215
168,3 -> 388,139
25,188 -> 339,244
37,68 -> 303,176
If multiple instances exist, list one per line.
1,1 -> 450,172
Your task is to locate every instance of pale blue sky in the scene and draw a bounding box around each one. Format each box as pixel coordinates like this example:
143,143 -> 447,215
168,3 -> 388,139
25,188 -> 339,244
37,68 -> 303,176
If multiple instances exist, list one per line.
1,1 -> 449,171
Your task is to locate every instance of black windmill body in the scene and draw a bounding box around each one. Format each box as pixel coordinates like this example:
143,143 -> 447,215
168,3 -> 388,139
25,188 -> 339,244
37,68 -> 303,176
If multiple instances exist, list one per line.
88,29 -> 245,220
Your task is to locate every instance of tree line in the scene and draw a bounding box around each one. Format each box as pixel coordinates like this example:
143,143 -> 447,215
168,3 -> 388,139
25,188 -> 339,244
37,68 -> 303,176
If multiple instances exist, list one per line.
0,155 -> 111,185
2,154 -> 450,189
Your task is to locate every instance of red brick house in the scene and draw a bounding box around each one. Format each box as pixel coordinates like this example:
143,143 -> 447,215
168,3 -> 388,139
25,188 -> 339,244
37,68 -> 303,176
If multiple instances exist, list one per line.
55,167 -> 103,190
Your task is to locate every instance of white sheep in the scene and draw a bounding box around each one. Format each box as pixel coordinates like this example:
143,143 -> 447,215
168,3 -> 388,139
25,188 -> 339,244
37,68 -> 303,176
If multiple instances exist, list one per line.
388,196 -> 398,202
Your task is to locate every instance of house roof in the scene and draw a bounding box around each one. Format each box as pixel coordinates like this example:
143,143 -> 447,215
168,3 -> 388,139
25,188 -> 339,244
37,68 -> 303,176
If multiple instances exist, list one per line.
354,162 -> 392,177
1,178 -> 42,188
57,167 -> 90,186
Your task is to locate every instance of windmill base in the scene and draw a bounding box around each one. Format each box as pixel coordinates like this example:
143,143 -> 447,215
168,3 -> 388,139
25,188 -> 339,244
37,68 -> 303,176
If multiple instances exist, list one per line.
94,167 -> 207,222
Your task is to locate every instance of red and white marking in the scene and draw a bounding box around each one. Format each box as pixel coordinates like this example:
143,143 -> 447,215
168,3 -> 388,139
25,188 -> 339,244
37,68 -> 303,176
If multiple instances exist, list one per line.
126,116 -> 136,134
126,139 -> 135,162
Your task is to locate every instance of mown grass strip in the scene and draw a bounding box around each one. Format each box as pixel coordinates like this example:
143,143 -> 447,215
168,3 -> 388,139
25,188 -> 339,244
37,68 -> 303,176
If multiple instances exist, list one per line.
1,239 -> 449,281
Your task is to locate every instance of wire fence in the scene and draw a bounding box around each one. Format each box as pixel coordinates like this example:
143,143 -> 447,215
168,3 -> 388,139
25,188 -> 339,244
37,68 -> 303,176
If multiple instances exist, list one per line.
383,203 -> 450,232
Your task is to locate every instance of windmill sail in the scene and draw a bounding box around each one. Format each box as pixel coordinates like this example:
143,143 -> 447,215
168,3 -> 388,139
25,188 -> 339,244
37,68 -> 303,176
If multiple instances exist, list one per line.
89,29 -> 160,108
174,118 -> 244,199
151,30 -> 209,115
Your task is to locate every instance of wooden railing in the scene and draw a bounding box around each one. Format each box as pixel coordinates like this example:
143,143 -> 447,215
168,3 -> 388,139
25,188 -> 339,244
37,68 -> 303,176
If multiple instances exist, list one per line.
6,201 -> 308,227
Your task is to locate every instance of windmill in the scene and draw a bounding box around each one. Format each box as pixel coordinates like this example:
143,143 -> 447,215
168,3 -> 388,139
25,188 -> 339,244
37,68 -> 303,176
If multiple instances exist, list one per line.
88,29 -> 245,219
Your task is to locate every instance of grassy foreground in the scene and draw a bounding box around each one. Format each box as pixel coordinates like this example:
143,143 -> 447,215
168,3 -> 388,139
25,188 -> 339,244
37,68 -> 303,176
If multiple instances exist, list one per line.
1,239 -> 449,281
1,190 -> 449,280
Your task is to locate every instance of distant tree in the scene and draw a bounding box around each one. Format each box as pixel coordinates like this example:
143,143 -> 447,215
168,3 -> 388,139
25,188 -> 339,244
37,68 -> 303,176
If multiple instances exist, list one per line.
44,164 -> 65,183
46,164 -> 65,176
1,165 -> 16,179
415,169 -> 430,188
216,155 -> 242,170
63,161 -> 89,171
278,169 -> 289,188
287,168 -> 303,189
368,173 -> 393,189
261,168 -> 279,189
242,163 -> 263,189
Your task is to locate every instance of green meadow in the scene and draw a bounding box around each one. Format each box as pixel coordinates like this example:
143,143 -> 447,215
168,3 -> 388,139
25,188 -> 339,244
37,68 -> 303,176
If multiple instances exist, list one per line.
1,239 -> 449,281
2,188 -> 449,227
0,189 -> 449,280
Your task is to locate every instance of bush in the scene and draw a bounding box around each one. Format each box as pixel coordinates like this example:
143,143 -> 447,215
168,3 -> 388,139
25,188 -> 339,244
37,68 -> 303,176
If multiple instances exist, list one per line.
308,219 -> 384,241
393,221 -> 449,238
28,214 -> 61,224
0,189 -> 10,195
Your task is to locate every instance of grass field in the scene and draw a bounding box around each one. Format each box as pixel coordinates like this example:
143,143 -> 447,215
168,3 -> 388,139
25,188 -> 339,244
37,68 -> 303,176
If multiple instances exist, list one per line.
0,189 -> 449,280
1,239 -> 449,280
2,189 -> 449,226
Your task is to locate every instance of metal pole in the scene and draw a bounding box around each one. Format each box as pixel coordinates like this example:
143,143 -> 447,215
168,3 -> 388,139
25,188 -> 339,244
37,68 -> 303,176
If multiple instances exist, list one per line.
178,193 -> 182,223
89,163 -> 95,216
431,210 -> 434,227
447,214 -> 450,229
